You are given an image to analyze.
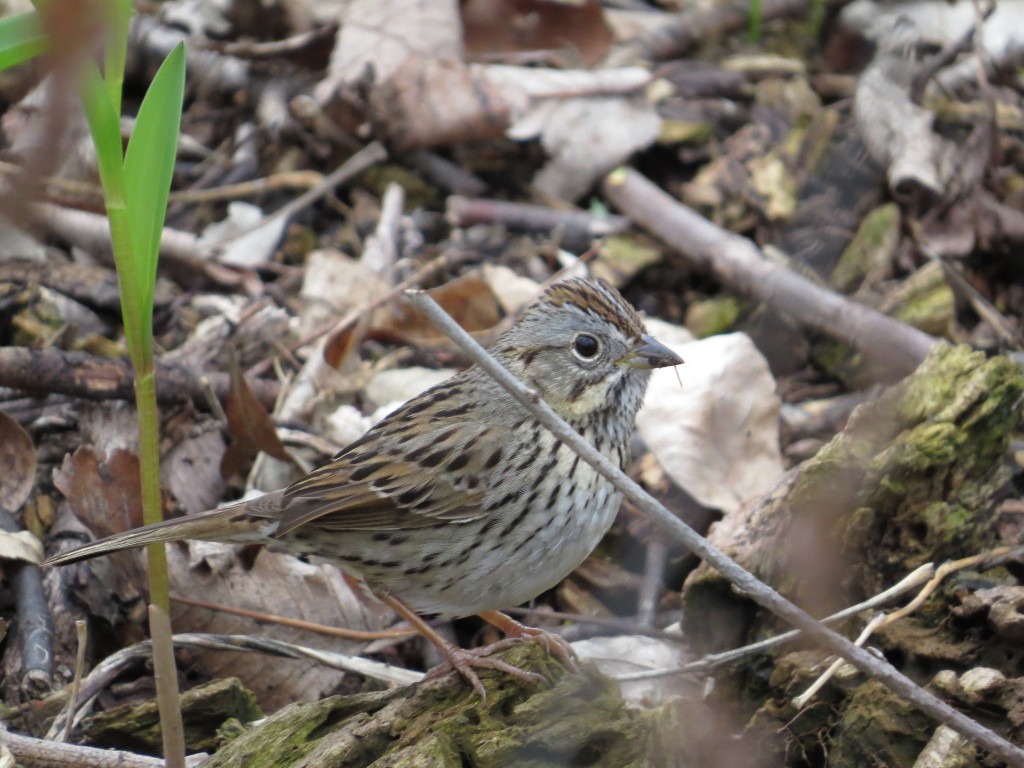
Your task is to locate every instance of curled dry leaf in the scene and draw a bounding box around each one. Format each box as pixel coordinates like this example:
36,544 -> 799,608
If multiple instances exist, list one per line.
222,351 -> 299,481
636,328 -> 784,515
199,201 -> 287,268
510,94 -> 662,201
0,531 -> 43,564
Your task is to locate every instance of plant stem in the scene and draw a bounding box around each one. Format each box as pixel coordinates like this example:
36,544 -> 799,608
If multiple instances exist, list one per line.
135,370 -> 168,607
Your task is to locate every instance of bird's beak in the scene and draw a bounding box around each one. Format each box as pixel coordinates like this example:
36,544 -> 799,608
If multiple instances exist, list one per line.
619,334 -> 684,370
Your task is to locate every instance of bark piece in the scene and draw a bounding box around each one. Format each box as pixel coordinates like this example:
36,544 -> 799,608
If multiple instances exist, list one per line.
80,677 -> 262,756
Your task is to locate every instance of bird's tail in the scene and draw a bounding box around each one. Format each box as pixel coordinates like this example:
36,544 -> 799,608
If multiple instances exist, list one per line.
43,491 -> 284,567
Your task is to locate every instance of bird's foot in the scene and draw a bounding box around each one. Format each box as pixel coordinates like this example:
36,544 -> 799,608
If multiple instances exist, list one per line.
427,641 -> 548,700
477,610 -> 578,672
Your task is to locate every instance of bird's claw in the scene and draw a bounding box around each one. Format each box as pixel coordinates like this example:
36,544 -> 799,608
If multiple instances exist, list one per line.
430,643 -> 548,701
500,625 -> 579,672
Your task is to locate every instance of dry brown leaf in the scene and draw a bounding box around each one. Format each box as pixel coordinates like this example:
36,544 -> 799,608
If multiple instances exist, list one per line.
52,446 -> 150,590
53,447 -> 146,538
373,272 -> 502,344
0,410 -> 36,515
222,351 -> 299,481
462,0 -> 613,68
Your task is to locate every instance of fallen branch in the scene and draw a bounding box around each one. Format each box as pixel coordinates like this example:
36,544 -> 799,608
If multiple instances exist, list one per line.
39,632 -> 423,741
0,347 -> 279,409
602,167 -> 938,381
1,724 -> 207,768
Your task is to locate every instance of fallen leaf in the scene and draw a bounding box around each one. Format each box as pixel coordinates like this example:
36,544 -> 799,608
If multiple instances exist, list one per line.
636,327 -> 784,515
0,410 -> 36,514
462,0 -> 613,68
53,447 -> 146,537
373,272 -> 502,344
0,531 -> 43,563
168,540 -> 395,710
200,202 -> 287,268
222,350 -> 300,481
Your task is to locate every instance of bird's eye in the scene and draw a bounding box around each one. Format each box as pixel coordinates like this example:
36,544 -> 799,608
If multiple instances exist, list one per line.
572,334 -> 600,359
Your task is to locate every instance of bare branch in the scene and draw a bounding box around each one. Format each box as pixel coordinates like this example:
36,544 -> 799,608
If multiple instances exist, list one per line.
602,167 -> 938,381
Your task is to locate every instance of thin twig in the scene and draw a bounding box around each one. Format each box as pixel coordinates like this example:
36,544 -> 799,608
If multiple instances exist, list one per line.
170,594 -> 418,641
615,562 -> 937,682
59,621 -> 88,743
0,347 -> 280,409
406,289 -> 1024,767
248,249 -> 461,378
792,546 -> 1016,707
216,141 -> 387,250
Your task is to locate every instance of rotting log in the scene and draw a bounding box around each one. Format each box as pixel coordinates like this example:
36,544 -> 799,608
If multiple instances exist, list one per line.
681,344 -> 1024,764
81,676 -> 262,755
202,643 -> 678,768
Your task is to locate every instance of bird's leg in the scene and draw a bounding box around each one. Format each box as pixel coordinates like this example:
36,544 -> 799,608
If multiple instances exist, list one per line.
477,610 -> 578,672
379,594 -> 545,700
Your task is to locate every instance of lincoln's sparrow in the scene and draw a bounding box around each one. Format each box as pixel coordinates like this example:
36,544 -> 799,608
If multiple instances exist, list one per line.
46,277 -> 682,695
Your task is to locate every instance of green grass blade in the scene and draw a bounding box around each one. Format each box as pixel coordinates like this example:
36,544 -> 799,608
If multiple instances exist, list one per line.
122,42 -> 185,317
0,12 -> 47,71
102,0 -> 133,116
748,0 -> 762,42
80,61 -> 126,205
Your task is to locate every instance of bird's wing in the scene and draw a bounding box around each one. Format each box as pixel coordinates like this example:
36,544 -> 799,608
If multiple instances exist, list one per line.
274,379 -> 508,536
